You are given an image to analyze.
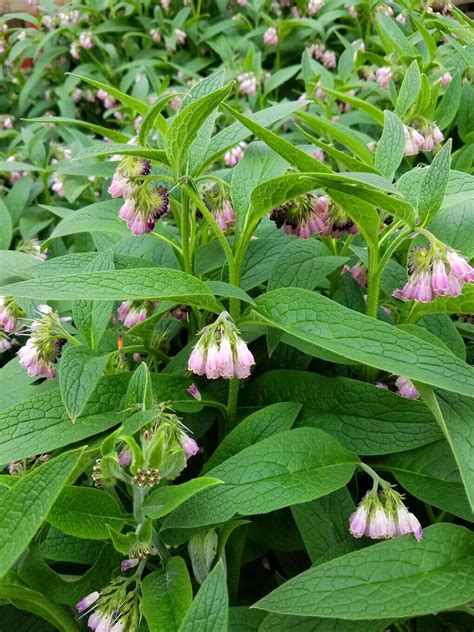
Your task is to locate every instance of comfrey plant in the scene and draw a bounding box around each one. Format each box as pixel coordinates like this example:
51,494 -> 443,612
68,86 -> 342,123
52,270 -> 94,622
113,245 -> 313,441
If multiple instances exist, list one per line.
0,1 -> 473,631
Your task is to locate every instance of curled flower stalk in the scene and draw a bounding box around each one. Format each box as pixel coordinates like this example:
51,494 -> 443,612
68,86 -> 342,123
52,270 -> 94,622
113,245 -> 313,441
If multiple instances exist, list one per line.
188,311 -> 255,380
76,576 -> 141,631
108,156 -> 151,199
203,188 -> 236,232
0,295 -> 25,334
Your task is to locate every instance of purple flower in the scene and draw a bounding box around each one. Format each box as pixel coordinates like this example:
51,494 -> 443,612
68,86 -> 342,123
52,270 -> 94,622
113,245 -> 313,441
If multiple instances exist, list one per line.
121,558 -> 139,572
18,338 -> 57,379
181,434 -> 199,459
440,71 -> 452,87
263,27 -> 278,46
349,505 -> 368,538
376,66 -> 392,90
187,383 -> 202,401
224,142 -> 246,167
117,300 -> 150,328
395,376 -> 419,399
76,591 -> 100,613
118,446 -> 133,468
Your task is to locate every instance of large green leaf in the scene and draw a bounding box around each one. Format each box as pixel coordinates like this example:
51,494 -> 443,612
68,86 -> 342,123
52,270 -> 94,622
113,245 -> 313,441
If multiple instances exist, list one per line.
418,140 -> 452,225
418,386 -> 474,512
143,478 -> 223,519
254,524 -> 474,619
259,614 -> 386,631
58,346 -> 110,422
231,142 -> 288,238
73,142 -> 167,163
0,580 -> 79,631
24,117 -> 128,143
47,486 -> 127,539
204,101 -> 305,167
223,105 -> 332,175
72,250 -> 115,349
46,200 -> 126,242
142,557 -> 193,632
162,428 -> 358,539
374,111 -> 405,180
250,289 -> 474,397
0,451 -> 81,577
0,375 -> 128,465
166,81 -> 233,174
292,487 -> 356,564
0,268 -> 222,313
67,72 -> 148,114
396,61 -> 421,117
245,370 -> 440,455
203,402 -> 301,473
178,561 -> 228,632
380,441 -> 473,521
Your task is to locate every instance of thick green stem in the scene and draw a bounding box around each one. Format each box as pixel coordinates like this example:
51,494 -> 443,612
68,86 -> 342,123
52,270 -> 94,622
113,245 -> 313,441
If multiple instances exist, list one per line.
181,191 -> 192,275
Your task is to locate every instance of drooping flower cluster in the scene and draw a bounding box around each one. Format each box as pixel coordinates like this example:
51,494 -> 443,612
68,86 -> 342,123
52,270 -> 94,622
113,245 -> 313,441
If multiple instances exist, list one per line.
16,237 -> 47,261
308,42 -> 336,68
349,486 -> 422,542
394,243 -> 474,303
404,123 -> 443,155
188,311 -> 255,380
375,66 -> 392,90
76,578 -> 141,631
395,376 -> 419,399
269,194 -> 358,239
17,305 -> 65,379
117,300 -> 158,328
203,188 -> 236,232
224,141 -> 247,167
0,296 -> 24,334
263,27 -> 278,46
0,330 -> 11,352
238,71 -> 258,95
344,263 -> 367,287
307,0 -> 324,15
108,154 -> 169,236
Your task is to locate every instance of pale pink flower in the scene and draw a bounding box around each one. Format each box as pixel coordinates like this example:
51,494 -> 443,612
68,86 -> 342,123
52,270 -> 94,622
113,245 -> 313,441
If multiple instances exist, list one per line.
263,27 -> 278,46
395,376 -> 419,399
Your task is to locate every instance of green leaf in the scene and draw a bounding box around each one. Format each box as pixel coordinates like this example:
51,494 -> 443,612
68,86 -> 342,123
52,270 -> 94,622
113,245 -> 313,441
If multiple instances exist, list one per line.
166,81 -> 233,174
73,142 -> 168,164
229,607 -> 267,631
435,71 -> 462,130
296,111 -> 373,164
0,450 -> 81,577
381,441 -> 474,522
231,142 -> 288,238
374,110 -> 405,180
418,140 -> 452,225
251,289 -> 474,397
375,13 -> 417,58
137,93 -> 176,147
0,201 -> 12,250
320,87 -> 384,125
0,268 -> 222,313
204,100 -> 304,168
0,375 -> 128,464
46,200 -> 126,243
0,580 -> 79,632
39,529 -> 103,564
72,249 -> 115,349
263,65 -> 300,95
267,240 -> 346,291
396,61 -> 421,117
143,478 -> 223,519
178,561 -> 228,632
142,557 -> 193,632
203,403 -> 301,473
162,428 -> 358,538
58,346 -> 110,422
292,487 -> 356,564
254,523 -> 474,619
458,83 -> 474,143
418,386 -> 474,512
246,370 -> 441,455
125,362 -> 154,410
259,614 -> 387,631
47,486 -> 126,539
223,105 -> 332,175
24,117 -> 128,143
67,72 -> 148,114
